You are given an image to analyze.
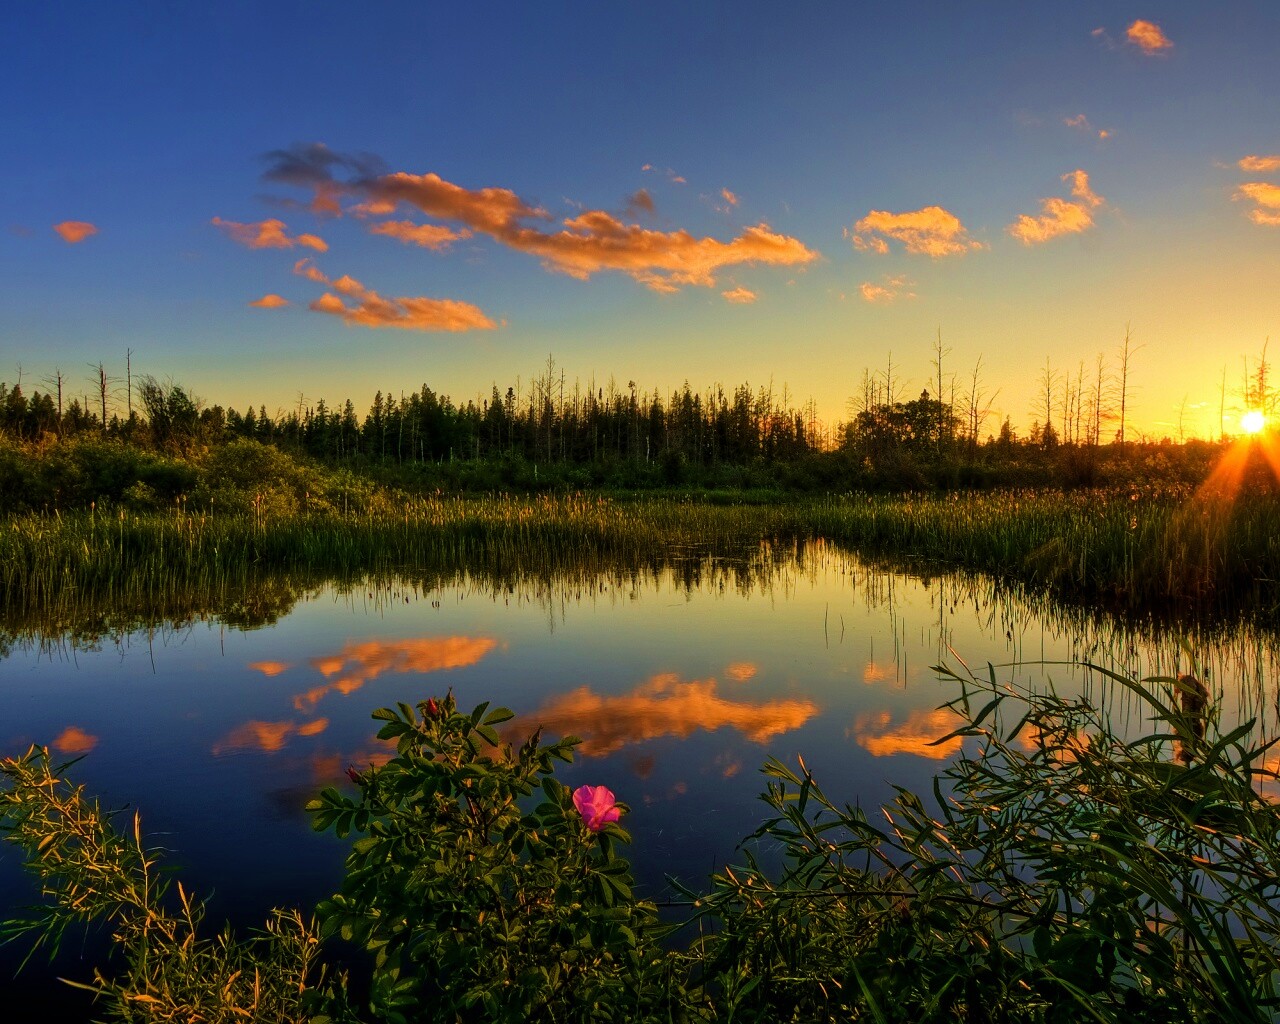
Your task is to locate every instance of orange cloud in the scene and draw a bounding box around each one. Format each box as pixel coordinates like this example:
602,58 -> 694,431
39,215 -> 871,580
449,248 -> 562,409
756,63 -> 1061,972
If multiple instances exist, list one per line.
248,294 -> 289,309
722,286 -> 757,304
270,155 -> 816,292
1064,114 -> 1112,140
851,206 -> 983,258
53,221 -> 98,244
853,707 -> 963,759
295,259 -> 496,331
52,725 -> 98,754
260,145 -> 812,292
211,217 -> 328,252
1126,19 -> 1173,53
294,636 -> 498,711
724,662 -> 757,683
1239,155 -> 1280,173
369,220 -> 472,250
859,274 -> 915,304
721,188 -> 739,207
1235,182 -> 1280,226
1007,169 -> 1104,244
212,717 -> 328,755
523,672 -> 819,757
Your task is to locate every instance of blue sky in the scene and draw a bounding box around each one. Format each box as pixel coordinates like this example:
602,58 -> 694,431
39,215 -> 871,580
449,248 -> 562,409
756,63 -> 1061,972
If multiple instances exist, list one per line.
3,2 -> 1279,439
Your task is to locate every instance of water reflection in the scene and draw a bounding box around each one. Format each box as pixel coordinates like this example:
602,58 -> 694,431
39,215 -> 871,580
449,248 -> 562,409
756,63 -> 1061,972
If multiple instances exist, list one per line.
521,671 -> 819,758
212,717 -> 329,755
5,539 -> 1280,1004
51,725 -> 98,754
851,707 -> 965,759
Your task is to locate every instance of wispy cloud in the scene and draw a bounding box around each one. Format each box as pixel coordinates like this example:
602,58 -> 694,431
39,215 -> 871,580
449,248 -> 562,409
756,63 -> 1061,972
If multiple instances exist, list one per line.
53,220 -> 98,244
625,188 -> 655,217
249,294 -> 290,309
1007,169 -> 1104,245
1126,19 -> 1173,54
721,286 -> 757,304
1235,182 -> 1280,226
260,147 -> 818,293
858,274 -> 916,304
295,259 -> 497,331
1239,154 -> 1280,173
641,163 -> 686,184
1064,113 -> 1112,140
212,216 -> 328,252
721,188 -> 739,207
368,220 -> 472,250
850,206 -> 983,258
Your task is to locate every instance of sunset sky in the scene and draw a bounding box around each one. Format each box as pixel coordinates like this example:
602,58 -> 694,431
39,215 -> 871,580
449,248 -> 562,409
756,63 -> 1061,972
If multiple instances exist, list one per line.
4,2 -> 1278,440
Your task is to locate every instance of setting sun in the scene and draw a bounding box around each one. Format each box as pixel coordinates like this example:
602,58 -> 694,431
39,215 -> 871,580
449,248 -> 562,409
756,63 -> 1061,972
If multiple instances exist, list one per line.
1242,410 -> 1267,435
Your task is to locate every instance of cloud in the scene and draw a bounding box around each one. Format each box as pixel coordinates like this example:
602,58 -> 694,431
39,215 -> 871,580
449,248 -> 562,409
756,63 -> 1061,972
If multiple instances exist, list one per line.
259,147 -> 815,293
294,259 -> 497,331
520,672 -> 818,757
294,636 -> 498,710
262,148 -> 815,293
722,286 -> 757,304
364,172 -> 816,292
642,164 -> 686,184
249,294 -> 290,309
52,725 -> 98,754
850,206 -> 983,258
853,707 -> 963,759
859,274 -> 915,304
1064,114 -> 1112,140
53,221 -> 98,244
212,217 -> 328,252
1235,182 -> 1280,226
368,220 -> 472,250
1007,169 -> 1104,244
724,662 -> 757,682
1126,19 -> 1173,53
721,188 -> 739,207
625,189 -> 656,217
1239,155 -> 1280,173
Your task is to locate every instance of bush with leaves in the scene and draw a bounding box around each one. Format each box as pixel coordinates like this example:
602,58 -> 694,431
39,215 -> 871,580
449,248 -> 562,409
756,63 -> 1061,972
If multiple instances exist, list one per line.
305,692 -> 687,1023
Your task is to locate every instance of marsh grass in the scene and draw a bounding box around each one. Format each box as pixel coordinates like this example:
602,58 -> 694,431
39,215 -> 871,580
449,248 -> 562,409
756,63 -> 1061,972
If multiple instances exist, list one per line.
4,488 -> 1280,630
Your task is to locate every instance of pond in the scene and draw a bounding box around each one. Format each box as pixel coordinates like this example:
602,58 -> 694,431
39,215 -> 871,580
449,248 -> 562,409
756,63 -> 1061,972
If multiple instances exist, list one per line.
3,538 -> 1279,1009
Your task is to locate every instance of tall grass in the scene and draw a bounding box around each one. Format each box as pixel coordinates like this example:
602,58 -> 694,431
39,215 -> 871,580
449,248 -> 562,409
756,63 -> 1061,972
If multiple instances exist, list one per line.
4,488 -> 1279,629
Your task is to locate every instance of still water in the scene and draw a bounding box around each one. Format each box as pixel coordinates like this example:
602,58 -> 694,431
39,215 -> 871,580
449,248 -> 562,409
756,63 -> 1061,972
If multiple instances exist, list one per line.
2,539 -> 1279,1000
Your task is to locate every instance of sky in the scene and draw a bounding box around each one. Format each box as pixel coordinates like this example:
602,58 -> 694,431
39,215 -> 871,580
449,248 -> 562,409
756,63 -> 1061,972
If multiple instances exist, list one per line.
3,2 -> 1279,441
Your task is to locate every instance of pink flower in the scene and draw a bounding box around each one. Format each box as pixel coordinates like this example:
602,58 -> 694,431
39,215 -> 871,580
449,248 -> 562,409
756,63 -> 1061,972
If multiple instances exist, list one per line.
572,785 -> 621,832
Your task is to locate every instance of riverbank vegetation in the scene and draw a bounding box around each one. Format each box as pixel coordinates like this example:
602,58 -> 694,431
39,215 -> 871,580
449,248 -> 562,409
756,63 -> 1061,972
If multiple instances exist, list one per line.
5,665 -> 1280,1022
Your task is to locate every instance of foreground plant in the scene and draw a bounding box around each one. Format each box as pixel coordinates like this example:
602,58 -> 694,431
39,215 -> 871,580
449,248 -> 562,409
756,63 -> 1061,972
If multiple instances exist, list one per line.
7,662 -> 1280,1022
0,745 -> 326,1022
691,663 -> 1280,1022
306,692 -> 684,1023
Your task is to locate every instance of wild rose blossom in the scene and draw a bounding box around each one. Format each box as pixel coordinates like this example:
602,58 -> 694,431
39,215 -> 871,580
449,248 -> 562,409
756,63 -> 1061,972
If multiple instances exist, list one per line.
572,785 -> 621,832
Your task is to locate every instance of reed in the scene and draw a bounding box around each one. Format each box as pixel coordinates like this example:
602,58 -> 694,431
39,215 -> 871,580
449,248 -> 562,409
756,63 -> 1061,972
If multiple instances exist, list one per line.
3,487 -> 1279,628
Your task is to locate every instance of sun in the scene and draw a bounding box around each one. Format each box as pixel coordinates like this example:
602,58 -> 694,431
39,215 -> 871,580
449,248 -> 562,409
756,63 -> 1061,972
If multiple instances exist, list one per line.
1241,410 -> 1267,435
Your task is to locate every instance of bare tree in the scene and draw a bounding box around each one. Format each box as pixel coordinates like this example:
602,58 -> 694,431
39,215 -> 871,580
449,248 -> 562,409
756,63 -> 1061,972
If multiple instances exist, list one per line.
1115,325 -> 1143,448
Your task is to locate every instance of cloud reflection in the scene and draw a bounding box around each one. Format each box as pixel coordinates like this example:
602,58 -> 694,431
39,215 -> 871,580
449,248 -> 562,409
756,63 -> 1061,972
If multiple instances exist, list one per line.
52,725 -> 99,754
212,717 -> 328,755
525,672 -> 818,757
852,707 -> 963,759
294,636 -> 498,710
